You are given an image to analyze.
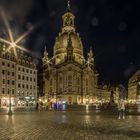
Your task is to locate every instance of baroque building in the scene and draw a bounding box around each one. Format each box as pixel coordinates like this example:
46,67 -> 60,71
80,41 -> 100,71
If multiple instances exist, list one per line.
128,70 -> 140,104
97,85 -> 111,104
42,2 -> 98,104
16,55 -> 37,107
0,43 -> 16,107
0,42 -> 37,107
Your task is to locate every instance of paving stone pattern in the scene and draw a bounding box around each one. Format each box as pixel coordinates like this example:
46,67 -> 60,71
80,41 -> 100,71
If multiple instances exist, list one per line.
0,111 -> 140,140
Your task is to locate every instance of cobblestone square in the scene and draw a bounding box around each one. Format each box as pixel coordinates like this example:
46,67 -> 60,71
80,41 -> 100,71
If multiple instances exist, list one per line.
0,110 -> 140,140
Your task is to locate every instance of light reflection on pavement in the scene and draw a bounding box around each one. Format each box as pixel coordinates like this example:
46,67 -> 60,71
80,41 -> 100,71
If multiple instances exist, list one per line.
0,111 -> 139,140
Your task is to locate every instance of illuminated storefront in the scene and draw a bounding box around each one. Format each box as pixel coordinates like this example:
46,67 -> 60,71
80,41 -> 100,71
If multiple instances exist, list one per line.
0,97 -> 16,107
17,96 -> 36,106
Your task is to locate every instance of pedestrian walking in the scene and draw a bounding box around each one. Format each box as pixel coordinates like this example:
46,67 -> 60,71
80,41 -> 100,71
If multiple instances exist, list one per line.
38,102 -> 42,112
118,99 -> 126,119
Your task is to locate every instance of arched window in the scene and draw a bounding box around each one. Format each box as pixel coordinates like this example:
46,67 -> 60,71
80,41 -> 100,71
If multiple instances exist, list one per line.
18,59 -> 21,64
7,54 -> 10,60
77,77 -> 80,93
26,61 -> 29,67
22,60 -> 25,65
68,75 -> 72,92
59,77 -> 63,93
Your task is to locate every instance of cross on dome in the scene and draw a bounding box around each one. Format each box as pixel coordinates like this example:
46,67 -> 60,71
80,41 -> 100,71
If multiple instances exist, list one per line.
67,0 -> 71,10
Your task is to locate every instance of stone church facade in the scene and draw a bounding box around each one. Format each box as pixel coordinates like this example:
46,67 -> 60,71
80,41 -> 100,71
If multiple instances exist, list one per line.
42,2 -> 98,104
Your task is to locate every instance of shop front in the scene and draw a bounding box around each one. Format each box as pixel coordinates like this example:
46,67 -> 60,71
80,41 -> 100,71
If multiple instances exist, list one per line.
0,97 -> 16,107
17,96 -> 36,107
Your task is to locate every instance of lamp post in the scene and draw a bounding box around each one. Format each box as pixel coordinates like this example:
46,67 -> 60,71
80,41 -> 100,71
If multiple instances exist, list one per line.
8,52 -> 13,115
8,89 -> 12,115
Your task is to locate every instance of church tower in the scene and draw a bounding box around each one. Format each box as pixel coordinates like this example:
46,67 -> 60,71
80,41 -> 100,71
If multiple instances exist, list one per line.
42,1 -> 98,105
62,0 -> 75,33
54,0 -> 84,65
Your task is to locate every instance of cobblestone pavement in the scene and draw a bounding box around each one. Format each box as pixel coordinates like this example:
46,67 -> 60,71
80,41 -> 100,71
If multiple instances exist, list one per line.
0,111 -> 140,140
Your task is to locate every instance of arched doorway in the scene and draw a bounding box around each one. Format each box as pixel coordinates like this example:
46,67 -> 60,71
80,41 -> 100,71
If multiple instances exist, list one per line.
68,96 -> 72,104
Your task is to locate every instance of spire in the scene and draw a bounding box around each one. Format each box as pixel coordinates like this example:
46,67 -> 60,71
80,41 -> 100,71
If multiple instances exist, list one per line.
43,45 -> 48,61
45,45 -> 47,52
62,0 -> 75,32
89,46 -> 93,58
87,46 -> 94,65
67,0 -> 71,10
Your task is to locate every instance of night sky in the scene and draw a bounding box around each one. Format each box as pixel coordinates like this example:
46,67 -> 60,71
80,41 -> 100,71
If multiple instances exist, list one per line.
0,0 -> 140,86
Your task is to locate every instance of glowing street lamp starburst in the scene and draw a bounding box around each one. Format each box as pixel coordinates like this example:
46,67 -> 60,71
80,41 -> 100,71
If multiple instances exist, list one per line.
0,11 -> 33,58
11,42 -> 16,48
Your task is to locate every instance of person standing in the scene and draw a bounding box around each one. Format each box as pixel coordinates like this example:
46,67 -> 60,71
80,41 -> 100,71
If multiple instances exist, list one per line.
118,99 -> 125,119
38,102 -> 42,112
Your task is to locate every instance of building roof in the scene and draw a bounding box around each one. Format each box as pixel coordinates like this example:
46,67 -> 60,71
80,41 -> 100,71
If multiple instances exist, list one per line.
129,70 -> 140,83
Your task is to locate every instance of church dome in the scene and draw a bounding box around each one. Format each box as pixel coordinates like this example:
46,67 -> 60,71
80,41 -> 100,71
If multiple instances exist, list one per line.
53,1 -> 84,65
54,32 -> 84,64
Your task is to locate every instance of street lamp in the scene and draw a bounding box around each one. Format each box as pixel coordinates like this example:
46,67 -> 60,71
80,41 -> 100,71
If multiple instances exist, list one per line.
11,42 -> 16,48
8,55 -> 13,115
8,89 -> 12,115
